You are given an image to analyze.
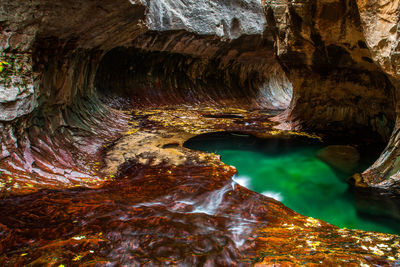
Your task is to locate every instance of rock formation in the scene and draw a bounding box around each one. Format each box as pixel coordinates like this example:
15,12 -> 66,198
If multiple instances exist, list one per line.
2,0 -> 400,189
264,0 -> 400,189
0,0 -> 294,193
2,0 -> 400,264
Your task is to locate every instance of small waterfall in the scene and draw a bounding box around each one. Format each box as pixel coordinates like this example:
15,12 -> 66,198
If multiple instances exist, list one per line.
191,183 -> 232,215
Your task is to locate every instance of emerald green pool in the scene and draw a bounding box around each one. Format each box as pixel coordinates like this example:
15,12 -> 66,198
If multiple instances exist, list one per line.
185,133 -> 400,234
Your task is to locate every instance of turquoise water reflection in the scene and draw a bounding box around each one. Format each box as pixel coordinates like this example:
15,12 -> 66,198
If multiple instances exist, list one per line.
185,133 -> 400,234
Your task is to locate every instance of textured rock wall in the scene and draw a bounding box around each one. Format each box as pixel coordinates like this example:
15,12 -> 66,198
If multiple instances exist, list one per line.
0,0 -> 148,192
354,1 -> 400,188
145,0 -> 266,39
262,0 -> 400,189
357,0 -> 400,79
0,0 -> 146,121
264,0 -> 395,140
96,33 -> 291,109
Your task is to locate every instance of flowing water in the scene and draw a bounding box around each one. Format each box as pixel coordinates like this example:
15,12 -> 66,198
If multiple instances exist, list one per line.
184,132 -> 400,234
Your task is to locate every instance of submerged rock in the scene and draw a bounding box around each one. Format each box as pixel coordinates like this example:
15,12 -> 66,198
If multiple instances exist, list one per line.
317,145 -> 360,173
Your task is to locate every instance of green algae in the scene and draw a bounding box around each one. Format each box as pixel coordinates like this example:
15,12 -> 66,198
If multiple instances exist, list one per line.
0,50 -> 33,91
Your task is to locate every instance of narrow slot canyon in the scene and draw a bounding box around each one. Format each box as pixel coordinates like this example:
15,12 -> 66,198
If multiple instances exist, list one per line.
95,33 -> 292,110
1,0 -> 400,265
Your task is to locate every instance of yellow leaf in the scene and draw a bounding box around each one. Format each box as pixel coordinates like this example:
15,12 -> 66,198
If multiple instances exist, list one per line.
72,255 -> 82,261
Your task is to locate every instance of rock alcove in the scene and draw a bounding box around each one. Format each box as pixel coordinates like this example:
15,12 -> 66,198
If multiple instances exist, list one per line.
1,0 -> 400,265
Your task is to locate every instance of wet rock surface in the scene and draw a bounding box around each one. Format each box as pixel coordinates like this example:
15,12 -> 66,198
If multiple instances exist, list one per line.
1,164 -> 400,265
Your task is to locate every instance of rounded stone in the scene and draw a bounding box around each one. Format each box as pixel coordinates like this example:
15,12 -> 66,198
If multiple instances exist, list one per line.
317,145 -> 360,173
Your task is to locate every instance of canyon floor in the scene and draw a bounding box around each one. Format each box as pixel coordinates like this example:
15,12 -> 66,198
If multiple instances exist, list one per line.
1,104 -> 400,266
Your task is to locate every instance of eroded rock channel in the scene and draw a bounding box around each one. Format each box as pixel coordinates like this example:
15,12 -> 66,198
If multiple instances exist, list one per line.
1,0 -> 400,265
